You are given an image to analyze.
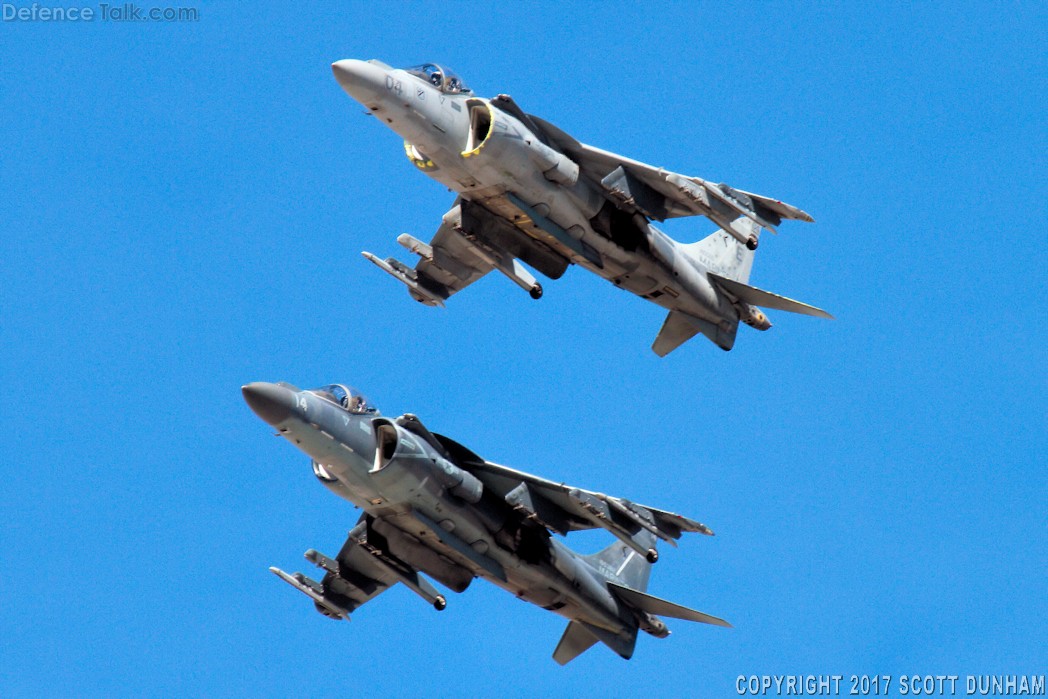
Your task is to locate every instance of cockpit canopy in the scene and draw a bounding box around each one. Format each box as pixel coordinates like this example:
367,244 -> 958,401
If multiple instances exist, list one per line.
405,63 -> 471,94
310,384 -> 378,415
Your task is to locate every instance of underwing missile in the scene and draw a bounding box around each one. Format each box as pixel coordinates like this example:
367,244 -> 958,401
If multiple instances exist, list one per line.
361,251 -> 446,307
304,549 -> 340,575
396,233 -> 434,260
269,566 -> 350,620
456,236 -> 543,299
666,174 -> 769,249
352,535 -> 447,610
567,489 -> 661,563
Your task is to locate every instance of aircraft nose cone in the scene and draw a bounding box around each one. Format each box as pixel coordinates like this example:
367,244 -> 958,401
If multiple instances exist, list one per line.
331,59 -> 386,103
242,382 -> 296,426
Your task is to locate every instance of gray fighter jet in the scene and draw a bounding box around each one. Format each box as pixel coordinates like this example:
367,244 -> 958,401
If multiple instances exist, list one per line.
332,59 -> 832,355
244,381 -> 729,663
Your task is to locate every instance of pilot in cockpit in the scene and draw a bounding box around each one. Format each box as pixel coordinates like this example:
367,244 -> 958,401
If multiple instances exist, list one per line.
311,384 -> 378,415
405,63 -> 471,95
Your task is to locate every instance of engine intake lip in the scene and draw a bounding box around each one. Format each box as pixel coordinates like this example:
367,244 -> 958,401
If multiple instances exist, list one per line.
461,99 -> 494,158
371,418 -> 399,472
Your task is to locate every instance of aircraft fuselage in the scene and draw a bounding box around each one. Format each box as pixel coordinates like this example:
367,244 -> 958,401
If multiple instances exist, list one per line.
333,60 -> 737,330
243,381 -> 643,638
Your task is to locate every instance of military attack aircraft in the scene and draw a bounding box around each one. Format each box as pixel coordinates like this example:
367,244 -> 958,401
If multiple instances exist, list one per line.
332,59 -> 832,355
244,381 -> 729,663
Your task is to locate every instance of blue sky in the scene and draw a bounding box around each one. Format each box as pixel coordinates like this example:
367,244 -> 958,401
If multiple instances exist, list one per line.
1,2 -> 1045,696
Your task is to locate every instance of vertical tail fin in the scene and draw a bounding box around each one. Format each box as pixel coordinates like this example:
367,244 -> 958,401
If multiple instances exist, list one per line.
681,222 -> 759,284
582,527 -> 657,593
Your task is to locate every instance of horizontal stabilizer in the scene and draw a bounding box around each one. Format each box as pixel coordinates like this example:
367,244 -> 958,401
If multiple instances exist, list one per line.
652,310 -> 702,357
653,309 -> 737,355
552,621 -> 598,665
578,619 -> 637,660
708,273 -> 833,319
608,582 -> 731,627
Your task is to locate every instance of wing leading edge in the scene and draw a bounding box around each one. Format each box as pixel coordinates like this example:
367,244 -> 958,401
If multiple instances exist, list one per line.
433,434 -> 714,546
527,111 -> 813,246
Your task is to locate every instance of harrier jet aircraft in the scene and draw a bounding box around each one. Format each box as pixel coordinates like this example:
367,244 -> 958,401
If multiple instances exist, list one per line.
332,59 -> 832,355
244,381 -> 729,663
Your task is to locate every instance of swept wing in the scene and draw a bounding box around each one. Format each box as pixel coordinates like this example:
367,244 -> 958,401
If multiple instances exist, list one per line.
270,516 -> 401,619
528,112 -> 813,242
270,514 -> 458,619
434,433 -> 712,549
362,202 -> 496,306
